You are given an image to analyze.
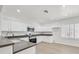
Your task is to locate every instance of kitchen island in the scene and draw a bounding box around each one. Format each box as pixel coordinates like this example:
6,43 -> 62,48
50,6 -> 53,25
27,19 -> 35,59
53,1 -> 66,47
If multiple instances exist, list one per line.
13,41 -> 36,54
0,38 -> 36,54
1,38 -> 79,54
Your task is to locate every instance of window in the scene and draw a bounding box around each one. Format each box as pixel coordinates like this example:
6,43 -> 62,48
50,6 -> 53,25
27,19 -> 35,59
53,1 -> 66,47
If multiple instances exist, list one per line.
75,24 -> 79,39
61,24 -> 75,39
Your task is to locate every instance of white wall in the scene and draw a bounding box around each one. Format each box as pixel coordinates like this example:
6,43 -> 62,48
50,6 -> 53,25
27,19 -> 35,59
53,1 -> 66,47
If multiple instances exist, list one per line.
0,15 -> 1,36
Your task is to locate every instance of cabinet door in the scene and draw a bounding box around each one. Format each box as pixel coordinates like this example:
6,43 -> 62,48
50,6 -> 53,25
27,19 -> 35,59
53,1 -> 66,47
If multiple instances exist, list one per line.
11,21 -> 20,31
1,20 -> 11,31
37,36 -> 48,43
11,21 -> 26,31
20,38 -> 29,42
0,45 -> 13,54
16,46 -> 36,54
37,36 -> 43,43
37,36 -> 52,43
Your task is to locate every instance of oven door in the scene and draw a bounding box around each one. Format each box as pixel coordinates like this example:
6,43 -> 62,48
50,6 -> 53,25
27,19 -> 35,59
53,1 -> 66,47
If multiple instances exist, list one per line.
29,37 -> 37,43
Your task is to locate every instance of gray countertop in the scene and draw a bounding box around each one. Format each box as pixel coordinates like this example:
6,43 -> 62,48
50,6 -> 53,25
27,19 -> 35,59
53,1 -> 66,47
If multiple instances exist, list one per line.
13,41 -> 36,53
0,38 -> 36,54
5,34 -> 52,38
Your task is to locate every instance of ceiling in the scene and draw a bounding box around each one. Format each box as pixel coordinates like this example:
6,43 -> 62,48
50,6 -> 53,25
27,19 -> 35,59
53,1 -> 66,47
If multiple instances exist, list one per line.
1,5 -> 79,25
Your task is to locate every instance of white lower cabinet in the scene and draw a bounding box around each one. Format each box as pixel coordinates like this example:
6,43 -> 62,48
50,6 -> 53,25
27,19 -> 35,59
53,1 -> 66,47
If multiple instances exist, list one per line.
37,36 -> 53,43
37,36 -> 43,43
15,46 -> 36,54
20,38 -> 29,42
43,36 -> 53,43
0,45 -> 13,54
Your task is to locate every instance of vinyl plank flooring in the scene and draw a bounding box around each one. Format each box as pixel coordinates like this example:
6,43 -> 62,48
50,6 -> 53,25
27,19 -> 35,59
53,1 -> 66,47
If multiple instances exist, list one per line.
36,42 -> 79,54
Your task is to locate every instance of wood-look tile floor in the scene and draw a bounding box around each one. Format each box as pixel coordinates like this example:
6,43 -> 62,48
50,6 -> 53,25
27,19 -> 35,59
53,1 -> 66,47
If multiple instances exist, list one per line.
36,42 -> 79,54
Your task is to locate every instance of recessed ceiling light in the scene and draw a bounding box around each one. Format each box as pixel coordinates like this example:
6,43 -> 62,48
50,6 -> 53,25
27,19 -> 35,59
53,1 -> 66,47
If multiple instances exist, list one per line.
17,9 -> 20,13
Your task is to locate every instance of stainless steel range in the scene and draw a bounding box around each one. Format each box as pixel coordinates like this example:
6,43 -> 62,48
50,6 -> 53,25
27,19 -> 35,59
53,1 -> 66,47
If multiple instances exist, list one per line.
27,27 -> 37,43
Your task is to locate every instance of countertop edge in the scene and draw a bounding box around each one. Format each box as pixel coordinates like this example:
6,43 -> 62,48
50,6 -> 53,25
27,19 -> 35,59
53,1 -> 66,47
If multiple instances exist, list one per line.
5,34 -> 52,38
13,44 -> 37,54
0,43 -> 14,48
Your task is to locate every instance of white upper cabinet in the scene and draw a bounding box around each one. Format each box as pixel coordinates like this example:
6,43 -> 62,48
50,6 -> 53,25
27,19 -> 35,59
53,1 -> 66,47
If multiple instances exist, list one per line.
1,17 -> 26,31
35,27 -> 52,32
1,20 -> 11,31
11,21 -> 26,31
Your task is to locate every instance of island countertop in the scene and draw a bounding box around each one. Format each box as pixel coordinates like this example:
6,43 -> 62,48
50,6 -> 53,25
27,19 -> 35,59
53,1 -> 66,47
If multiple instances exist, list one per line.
13,41 -> 36,54
0,38 -> 36,54
0,39 -> 14,48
